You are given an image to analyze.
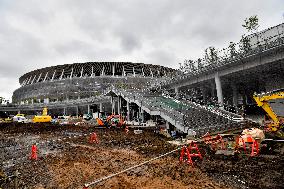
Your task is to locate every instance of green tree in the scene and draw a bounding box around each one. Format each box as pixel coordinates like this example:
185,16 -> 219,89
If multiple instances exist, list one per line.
205,46 -> 218,64
242,15 -> 259,33
228,42 -> 237,58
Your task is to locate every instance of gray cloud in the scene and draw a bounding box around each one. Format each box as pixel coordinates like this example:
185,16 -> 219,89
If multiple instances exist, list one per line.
0,0 -> 283,100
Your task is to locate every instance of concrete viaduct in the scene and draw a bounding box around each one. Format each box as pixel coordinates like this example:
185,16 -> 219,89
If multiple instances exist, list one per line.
162,41 -> 284,111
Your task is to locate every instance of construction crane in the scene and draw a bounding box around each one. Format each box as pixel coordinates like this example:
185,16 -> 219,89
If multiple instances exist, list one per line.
253,89 -> 284,134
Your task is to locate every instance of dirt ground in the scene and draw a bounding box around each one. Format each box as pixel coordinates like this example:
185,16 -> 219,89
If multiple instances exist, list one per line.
0,123 -> 283,189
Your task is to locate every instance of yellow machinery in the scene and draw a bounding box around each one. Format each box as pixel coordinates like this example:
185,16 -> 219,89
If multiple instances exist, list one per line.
33,107 -> 52,123
253,89 -> 284,132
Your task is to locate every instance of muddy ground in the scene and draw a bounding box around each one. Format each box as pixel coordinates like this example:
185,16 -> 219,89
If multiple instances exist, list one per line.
0,123 -> 283,189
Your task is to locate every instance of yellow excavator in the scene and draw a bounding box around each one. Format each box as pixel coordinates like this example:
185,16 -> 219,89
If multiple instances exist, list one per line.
33,107 -> 52,123
253,89 -> 284,135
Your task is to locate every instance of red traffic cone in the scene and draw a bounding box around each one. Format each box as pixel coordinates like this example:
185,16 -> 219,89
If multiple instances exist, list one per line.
30,144 -> 38,160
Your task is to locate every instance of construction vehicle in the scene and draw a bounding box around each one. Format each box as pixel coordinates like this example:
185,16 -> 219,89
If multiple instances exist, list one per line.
13,114 -> 28,123
96,114 -> 125,128
253,89 -> 284,134
32,107 -> 52,123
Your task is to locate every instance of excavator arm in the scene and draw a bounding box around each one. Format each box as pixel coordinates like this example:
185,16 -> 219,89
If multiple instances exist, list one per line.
253,90 -> 284,131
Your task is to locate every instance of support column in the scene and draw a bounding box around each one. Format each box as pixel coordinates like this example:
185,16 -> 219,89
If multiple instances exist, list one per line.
87,104 -> 90,114
127,101 -> 130,121
99,103 -> 103,118
111,96 -> 115,114
118,96 -> 121,115
214,72 -> 224,108
201,86 -> 206,103
141,110 -> 144,123
112,64 -> 115,77
31,99 -> 34,104
76,106 -> 79,116
175,87 -> 180,99
63,107 -> 66,115
231,83 -> 238,107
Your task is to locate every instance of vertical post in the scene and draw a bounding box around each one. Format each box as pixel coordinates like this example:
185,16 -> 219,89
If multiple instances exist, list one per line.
118,96 -> 121,115
76,106 -> 79,116
59,69 -> 64,80
87,104 -> 90,114
80,67 -> 84,78
214,72 -> 224,108
36,73 -> 42,83
63,107 -> 66,115
99,102 -> 103,116
142,67 -> 145,77
101,66 -> 105,76
127,101 -> 130,121
51,70 -> 56,81
43,72 -> 48,82
122,66 -> 126,77
133,67 -> 136,77
111,96 -> 114,114
150,68 -> 153,78
31,75 -> 37,84
175,87 -> 179,99
27,75 -> 32,85
70,67 -> 73,79
201,86 -> 206,103
112,64 -> 115,77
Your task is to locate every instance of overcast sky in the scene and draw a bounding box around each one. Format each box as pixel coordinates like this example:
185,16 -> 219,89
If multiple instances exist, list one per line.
0,0 -> 283,101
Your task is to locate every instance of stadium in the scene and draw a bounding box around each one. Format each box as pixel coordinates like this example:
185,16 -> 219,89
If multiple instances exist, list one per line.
13,62 -> 176,104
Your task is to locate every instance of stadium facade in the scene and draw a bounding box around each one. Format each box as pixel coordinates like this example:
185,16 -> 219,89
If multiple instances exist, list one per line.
13,62 -> 176,104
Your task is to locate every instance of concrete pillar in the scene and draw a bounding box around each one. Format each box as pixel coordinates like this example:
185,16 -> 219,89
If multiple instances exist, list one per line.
59,69 -> 64,80
87,104 -> 90,114
112,64 -> 115,77
51,70 -> 56,81
99,103 -> 103,118
231,83 -> 238,107
133,67 -> 136,77
31,99 -> 34,104
70,67 -> 73,79
122,66 -> 126,77
80,67 -> 84,78
44,98 -> 49,104
111,96 -> 115,114
201,86 -> 206,102
175,87 -> 179,98
214,72 -> 224,108
127,101 -> 130,121
43,72 -> 48,82
141,110 -> 144,123
63,107 -> 66,115
118,96 -> 121,115
76,106 -> 79,116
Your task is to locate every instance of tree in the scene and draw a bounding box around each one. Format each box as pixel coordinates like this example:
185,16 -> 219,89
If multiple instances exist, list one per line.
242,15 -> 260,47
242,15 -> 259,33
205,46 -> 218,64
228,42 -> 237,58
240,35 -> 251,54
